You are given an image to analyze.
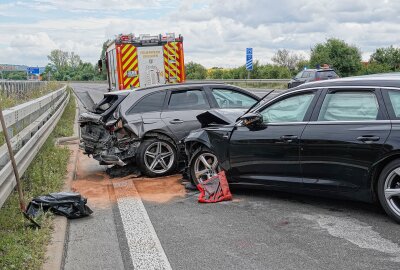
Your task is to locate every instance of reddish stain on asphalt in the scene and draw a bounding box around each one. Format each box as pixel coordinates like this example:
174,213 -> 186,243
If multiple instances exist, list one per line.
71,150 -> 186,208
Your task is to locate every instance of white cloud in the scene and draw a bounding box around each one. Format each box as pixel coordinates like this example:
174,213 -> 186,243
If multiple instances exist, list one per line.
0,0 -> 400,67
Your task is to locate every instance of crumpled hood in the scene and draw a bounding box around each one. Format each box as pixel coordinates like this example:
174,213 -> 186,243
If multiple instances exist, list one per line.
196,109 -> 245,128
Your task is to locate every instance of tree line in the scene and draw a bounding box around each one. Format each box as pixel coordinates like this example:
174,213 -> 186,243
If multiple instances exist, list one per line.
186,38 -> 400,80
6,38 -> 398,81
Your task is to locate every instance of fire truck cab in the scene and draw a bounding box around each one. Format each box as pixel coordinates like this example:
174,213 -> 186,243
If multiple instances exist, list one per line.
102,33 -> 185,91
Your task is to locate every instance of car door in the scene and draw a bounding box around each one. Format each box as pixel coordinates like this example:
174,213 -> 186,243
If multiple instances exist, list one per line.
125,90 -> 167,135
161,88 -> 211,141
300,88 -> 391,191
228,89 -> 320,187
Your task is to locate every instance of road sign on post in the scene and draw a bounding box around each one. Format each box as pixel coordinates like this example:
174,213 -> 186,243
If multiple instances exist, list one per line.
27,67 -> 40,75
246,48 -> 253,71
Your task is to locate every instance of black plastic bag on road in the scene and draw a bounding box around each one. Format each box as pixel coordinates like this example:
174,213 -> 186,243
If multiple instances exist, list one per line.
26,192 -> 93,219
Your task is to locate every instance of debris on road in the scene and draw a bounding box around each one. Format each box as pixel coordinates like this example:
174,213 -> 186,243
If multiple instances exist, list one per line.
26,192 -> 93,219
197,171 -> 232,203
106,165 -> 141,178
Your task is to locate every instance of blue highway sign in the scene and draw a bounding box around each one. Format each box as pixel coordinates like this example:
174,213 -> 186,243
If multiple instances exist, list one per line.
27,67 -> 40,74
246,48 -> 253,71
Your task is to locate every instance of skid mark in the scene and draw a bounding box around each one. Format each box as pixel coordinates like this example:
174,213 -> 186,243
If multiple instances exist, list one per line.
301,214 -> 400,262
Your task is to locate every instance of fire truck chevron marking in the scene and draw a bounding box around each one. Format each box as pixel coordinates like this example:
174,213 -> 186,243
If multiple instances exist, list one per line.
121,44 -> 130,54
125,59 -> 138,73
122,46 -> 135,62
123,52 -> 137,70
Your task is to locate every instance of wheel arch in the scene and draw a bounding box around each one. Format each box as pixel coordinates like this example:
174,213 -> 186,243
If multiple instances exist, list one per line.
370,152 -> 400,201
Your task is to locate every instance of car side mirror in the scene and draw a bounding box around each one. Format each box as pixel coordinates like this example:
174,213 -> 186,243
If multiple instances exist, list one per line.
239,112 -> 263,126
97,59 -> 103,72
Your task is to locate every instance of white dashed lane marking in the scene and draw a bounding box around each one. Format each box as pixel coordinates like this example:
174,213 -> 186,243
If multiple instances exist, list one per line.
113,180 -> 172,270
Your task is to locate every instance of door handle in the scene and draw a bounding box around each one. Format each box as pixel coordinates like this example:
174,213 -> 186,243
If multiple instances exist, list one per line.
357,135 -> 380,143
280,135 -> 298,143
170,119 -> 184,124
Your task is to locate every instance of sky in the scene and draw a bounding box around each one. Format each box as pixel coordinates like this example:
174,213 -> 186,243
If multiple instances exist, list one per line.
0,0 -> 399,68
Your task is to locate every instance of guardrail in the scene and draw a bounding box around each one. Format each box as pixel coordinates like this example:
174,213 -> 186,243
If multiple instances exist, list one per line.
0,85 -> 69,208
0,81 -> 48,97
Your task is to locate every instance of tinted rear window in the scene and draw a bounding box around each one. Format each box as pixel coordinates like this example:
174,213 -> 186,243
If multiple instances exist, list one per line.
129,91 -> 166,114
317,70 -> 338,79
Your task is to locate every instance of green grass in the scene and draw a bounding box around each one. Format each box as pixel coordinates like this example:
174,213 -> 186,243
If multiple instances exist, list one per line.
0,82 -> 66,147
0,81 -> 62,110
0,89 -> 75,270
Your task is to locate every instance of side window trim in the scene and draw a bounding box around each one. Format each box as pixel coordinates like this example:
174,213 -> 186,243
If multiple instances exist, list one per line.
310,88 -> 387,122
257,89 -> 321,123
381,88 -> 400,120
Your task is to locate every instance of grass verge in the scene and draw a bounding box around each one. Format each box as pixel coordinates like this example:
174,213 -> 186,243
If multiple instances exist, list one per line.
0,87 -> 76,270
0,81 -> 62,109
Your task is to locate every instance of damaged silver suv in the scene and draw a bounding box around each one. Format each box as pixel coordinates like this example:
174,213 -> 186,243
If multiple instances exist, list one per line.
79,83 -> 259,177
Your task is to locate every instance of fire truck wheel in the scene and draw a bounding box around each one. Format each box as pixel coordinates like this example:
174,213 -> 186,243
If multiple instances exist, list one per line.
136,139 -> 177,177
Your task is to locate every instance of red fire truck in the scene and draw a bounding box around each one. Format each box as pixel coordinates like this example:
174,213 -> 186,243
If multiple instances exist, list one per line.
102,33 -> 185,90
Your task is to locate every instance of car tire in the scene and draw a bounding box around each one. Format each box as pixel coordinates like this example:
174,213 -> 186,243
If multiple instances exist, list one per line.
377,159 -> 400,223
189,147 -> 219,186
136,138 -> 177,177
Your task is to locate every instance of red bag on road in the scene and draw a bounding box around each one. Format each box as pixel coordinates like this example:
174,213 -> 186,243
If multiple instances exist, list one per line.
197,171 -> 232,203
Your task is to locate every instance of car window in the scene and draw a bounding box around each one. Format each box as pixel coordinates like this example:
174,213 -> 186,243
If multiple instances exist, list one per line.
294,71 -> 303,79
260,92 -> 315,123
168,89 -> 210,110
129,91 -> 166,114
317,70 -> 338,79
387,90 -> 400,118
301,71 -> 311,78
211,89 -> 257,109
318,91 -> 379,121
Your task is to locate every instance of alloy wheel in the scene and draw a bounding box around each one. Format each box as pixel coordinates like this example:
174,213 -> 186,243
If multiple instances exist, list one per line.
194,152 -> 218,184
144,141 -> 175,174
384,167 -> 400,217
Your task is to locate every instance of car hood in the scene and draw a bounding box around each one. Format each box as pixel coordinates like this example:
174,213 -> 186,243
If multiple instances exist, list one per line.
196,109 -> 245,128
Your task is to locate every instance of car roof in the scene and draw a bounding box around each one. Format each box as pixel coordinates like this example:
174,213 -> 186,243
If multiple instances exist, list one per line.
103,82 -> 226,96
302,68 -> 335,72
293,73 -> 400,90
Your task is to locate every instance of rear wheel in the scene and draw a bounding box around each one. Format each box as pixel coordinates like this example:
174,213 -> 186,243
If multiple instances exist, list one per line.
136,139 -> 177,177
377,159 -> 400,223
189,147 -> 219,185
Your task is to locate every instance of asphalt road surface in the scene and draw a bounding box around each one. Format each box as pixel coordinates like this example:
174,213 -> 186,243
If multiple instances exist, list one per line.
65,83 -> 400,270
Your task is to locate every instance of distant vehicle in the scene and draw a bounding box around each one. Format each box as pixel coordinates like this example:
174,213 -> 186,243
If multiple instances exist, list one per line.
185,74 -> 400,223
99,33 -> 185,91
79,83 -> 260,177
287,68 -> 339,88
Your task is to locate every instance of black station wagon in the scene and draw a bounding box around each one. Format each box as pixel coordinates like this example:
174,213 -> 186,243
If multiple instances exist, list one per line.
185,74 -> 400,223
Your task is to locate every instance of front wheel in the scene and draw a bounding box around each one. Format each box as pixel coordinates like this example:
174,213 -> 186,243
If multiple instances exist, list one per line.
136,139 -> 177,177
189,147 -> 219,185
377,159 -> 400,223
